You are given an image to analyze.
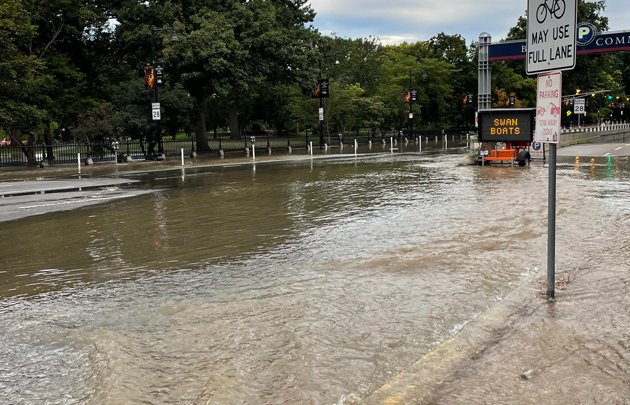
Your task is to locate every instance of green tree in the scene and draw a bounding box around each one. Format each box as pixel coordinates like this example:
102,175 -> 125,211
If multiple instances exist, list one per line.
0,1 -> 47,140
161,0 -> 317,151
0,0 -> 114,164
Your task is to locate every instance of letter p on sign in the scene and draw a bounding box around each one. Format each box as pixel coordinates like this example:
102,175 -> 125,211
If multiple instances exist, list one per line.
576,22 -> 597,46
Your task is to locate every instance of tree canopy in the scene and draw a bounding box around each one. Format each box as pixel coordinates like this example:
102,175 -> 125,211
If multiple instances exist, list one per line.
1,0 -> 628,149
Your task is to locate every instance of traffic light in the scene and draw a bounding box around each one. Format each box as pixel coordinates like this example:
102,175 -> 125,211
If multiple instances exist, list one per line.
144,64 -> 155,89
311,82 -> 321,98
403,89 -> 411,103
607,95 -> 614,101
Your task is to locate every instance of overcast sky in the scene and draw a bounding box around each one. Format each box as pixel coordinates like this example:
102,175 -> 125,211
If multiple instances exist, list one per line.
308,0 -> 630,45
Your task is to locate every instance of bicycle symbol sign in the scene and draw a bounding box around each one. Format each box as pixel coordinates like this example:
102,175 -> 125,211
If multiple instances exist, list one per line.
536,0 -> 566,24
526,0 -> 577,75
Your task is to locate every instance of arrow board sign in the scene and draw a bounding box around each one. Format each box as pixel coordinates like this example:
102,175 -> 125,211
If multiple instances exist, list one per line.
526,0 -> 577,75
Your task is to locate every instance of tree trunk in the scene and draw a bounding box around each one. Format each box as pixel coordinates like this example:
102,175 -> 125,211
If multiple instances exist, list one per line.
43,121 -> 54,162
228,108 -> 240,139
9,129 -> 36,166
193,97 -> 210,152
8,128 -> 20,146
26,131 -> 36,166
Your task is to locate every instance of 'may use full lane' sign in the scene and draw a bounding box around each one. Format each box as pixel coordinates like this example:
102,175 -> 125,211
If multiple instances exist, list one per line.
526,0 -> 577,75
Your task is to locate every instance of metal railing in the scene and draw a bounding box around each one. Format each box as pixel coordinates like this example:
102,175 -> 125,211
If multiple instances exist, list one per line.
0,130 -> 476,168
0,139 -> 197,167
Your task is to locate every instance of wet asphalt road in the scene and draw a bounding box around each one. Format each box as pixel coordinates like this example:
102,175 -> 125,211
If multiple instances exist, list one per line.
2,142 -> 630,223
558,142 -> 630,157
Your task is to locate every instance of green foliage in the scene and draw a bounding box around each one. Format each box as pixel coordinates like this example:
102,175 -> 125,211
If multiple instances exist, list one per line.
72,102 -> 121,142
0,0 -> 628,143
0,1 -> 48,131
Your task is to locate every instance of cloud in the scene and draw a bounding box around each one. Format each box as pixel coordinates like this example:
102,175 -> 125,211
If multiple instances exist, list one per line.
308,0 -> 630,45
309,0 -> 524,43
605,2 -> 630,32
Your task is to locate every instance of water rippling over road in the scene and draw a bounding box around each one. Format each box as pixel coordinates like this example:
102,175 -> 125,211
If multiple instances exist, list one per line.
1,148 -> 629,404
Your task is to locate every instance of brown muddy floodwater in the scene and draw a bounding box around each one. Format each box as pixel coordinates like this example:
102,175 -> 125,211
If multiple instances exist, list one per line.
0,147 -> 629,404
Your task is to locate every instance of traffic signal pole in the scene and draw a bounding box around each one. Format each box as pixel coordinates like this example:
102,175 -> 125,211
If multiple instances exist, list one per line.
318,60 -> 324,149
409,70 -> 413,142
150,30 -> 164,159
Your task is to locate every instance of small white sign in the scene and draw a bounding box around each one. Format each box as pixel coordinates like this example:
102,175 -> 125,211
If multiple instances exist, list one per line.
526,0 -> 577,75
574,98 -> 585,114
152,102 -> 161,121
530,141 -> 545,160
319,114 -> 324,121
535,71 -> 562,144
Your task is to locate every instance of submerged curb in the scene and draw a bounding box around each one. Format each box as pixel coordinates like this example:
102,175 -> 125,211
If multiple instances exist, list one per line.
365,280 -> 543,404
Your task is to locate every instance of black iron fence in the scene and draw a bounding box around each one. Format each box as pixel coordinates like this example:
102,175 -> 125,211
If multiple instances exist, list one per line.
0,129 -> 474,168
0,139 -> 197,167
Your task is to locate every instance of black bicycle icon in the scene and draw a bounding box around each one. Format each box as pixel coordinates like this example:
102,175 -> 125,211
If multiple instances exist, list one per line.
536,0 -> 566,24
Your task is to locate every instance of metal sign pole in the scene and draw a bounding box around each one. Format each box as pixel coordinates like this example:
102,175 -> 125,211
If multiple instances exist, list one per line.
547,143 -> 557,300
535,70 -> 563,301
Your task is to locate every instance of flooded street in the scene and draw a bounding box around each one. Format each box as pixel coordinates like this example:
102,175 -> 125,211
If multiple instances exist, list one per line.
1,146 -> 629,404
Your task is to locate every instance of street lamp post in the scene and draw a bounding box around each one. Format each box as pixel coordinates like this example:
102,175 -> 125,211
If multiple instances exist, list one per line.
150,27 -> 178,160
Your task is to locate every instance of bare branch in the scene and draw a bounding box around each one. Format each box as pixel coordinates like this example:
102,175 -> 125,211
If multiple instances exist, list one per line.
39,16 -> 64,58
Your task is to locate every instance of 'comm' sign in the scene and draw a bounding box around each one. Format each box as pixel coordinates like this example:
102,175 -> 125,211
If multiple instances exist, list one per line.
478,109 -> 536,143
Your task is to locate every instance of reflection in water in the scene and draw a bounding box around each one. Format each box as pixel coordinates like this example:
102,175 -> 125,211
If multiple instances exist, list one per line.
606,155 -> 614,179
0,149 -> 629,403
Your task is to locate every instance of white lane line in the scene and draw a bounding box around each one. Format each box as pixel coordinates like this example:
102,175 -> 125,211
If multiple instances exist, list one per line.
605,153 -> 611,156
614,147 -> 623,151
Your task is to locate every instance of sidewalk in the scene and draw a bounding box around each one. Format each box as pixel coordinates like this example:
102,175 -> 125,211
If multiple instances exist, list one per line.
363,196 -> 630,405
364,262 -> 630,404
